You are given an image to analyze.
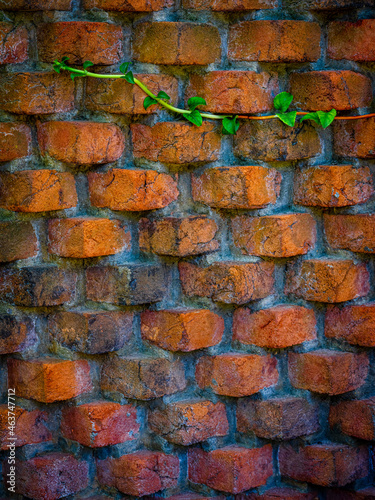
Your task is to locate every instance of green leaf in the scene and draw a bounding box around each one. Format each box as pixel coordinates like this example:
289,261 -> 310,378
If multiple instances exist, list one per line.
119,62 -> 130,74
300,112 -> 320,125
70,73 -> 77,80
274,92 -> 293,113
222,116 -> 240,135
187,96 -> 207,111
185,109 -> 203,127
53,61 -> 61,73
317,109 -> 337,128
157,91 -> 170,100
61,56 -> 69,63
123,71 -> 135,84
83,60 -> 94,69
276,110 -> 297,127
143,96 -> 158,110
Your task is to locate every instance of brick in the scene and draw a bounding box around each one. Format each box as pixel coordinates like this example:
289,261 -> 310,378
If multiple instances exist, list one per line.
0,0 -> 72,8
179,261 -> 274,305
300,0 -> 373,8
229,21 -> 320,63
86,264 -> 168,305
48,311 -> 133,354
97,451 -> 179,496
0,123 -> 31,161
132,122 -> 220,164
290,71 -> 372,111
165,495 -> 224,500
0,267 -> 77,306
232,214 -> 316,258
37,22 -> 122,65
192,166 -> 281,209
37,121 -> 124,165
233,305 -> 316,348
188,445 -> 273,494
237,397 -> 319,440
285,259 -> 370,303
61,401 -> 139,447
325,214 -> 375,254
101,356 -> 186,399
133,22 -> 220,65
85,74 -> 178,114
183,0 -> 276,8
325,304 -> 375,347
279,444 -> 369,487
186,71 -> 279,114
328,20 -> 375,62
148,400 -> 228,445
2,453 -> 89,500
8,358 -> 92,403
334,117 -> 375,158
48,218 -> 130,258
196,353 -> 278,397
234,120 -> 320,161
0,405 -> 51,450
245,488 -> 318,499
0,72 -> 74,114
141,309 -> 223,352
329,398 -> 375,440
0,315 -> 37,354
88,168 -> 178,211
0,222 -> 38,262
139,216 -> 219,257
294,165 -> 374,207
0,23 -> 27,64
0,170 -> 77,212
288,350 -> 369,395
83,0 -> 173,10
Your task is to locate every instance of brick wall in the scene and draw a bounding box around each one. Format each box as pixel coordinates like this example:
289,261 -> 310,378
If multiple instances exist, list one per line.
0,0 -> 375,499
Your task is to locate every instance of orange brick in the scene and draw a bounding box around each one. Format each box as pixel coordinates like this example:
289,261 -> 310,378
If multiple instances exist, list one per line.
83,0 -> 172,10
0,315 -> 36,354
0,0 -> 72,8
328,20 -> 375,62
0,22 -> 28,64
0,222 -> 38,262
0,405 -> 51,450
325,214 -> 375,253
334,117 -> 375,158
329,398 -> 375,440
325,304 -> 375,347
0,123 -> 31,161
182,0 -> 276,9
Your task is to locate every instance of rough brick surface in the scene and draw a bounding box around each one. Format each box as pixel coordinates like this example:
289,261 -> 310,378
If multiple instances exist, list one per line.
325,304 -> 375,347
0,0 -> 72,8
328,20 -> 375,62
324,214 -> 375,253
0,123 -> 31,162
83,0 -> 173,10
0,221 -> 38,262
0,315 -> 37,354
0,405 -> 51,449
0,22 -> 28,64
245,489 -> 319,499
329,398 -> 375,440
182,0 -> 277,9
334,117 -> 375,158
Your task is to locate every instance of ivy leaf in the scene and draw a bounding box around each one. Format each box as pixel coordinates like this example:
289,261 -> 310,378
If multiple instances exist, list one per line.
187,96 -> 207,111
53,61 -> 61,73
119,62 -> 130,74
83,60 -> 94,69
276,110 -> 297,127
300,112 -> 320,125
185,109 -> 203,127
143,96 -> 158,110
122,71 -> 135,84
222,116 -> 240,135
61,56 -> 69,63
70,73 -> 77,80
317,109 -> 337,128
157,91 -> 170,100
274,92 -> 293,113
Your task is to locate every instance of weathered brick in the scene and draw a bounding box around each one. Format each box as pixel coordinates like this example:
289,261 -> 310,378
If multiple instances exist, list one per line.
48,311 -> 133,354
196,353 -> 278,397
133,22 -> 220,65
183,0 -> 276,8
0,123 -> 31,162
0,405 -> 51,450
328,20 -> 375,62
325,214 -> 375,253
188,445 -> 273,494
0,315 -> 37,354
294,165 -> 374,207
290,70 -> 372,111
299,0 -> 372,8
288,350 -> 369,395
37,121 -> 125,165
0,72 -> 74,114
237,397 -> 319,440
83,0 -> 173,10
245,488 -> 319,499
179,261 -> 274,305
279,444 -> 369,487
0,22 -> 27,64
233,305 -> 316,348
88,168 -> 178,211
97,451 -> 179,496
325,304 -> 375,347
8,358 -> 92,403
0,222 -> 38,262
192,166 -> 281,209
131,122 -> 220,164
0,170 -> 77,212
0,0 -> 72,8
101,356 -> 186,399
329,398 -> 375,440
148,400 -> 228,445
285,259 -> 370,303
165,495 -> 224,500
141,309 -> 224,352
232,213 -> 316,257
61,401 -> 139,447
334,117 -> 375,158
229,21 -> 321,62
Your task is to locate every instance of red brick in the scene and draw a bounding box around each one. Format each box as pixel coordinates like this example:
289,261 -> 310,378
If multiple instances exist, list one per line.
101,356 -> 186,399
196,353 -> 278,397
132,122 -> 220,164
234,120 -> 320,161
83,0 -> 172,10
8,358 -> 92,403
229,21 -> 320,63
325,214 -> 375,253
288,350 -> 369,395
233,305 -> 316,348
0,0 -> 72,8
48,218 -> 130,258
37,121 -> 124,165
290,70 -> 372,111
0,170 -> 77,212
188,445 -> 273,494
329,398 -> 375,440
232,213 -> 316,257
37,22 -> 122,64
0,123 -> 31,161
2,452 -> 89,500
48,311 -> 133,354
245,488 -> 318,499
186,71 -> 278,114
0,315 -> 37,354
328,20 -> 375,62
0,405 -> 51,450
61,401 -> 139,447
148,400 -> 228,445
164,495 -> 224,500
141,309 -> 224,352
237,397 -> 319,440
279,444 -> 369,487
133,22 -> 220,65
0,22 -> 27,64
0,72 -> 74,114
139,216 -> 219,257
182,0 -> 276,8
285,259 -> 370,303
192,166 -> 281,209
334,117 -> 375,158
325,304 -> 375,347
88,168 -> 178,211
294,165 -> 374,207
0,222 -> 38,262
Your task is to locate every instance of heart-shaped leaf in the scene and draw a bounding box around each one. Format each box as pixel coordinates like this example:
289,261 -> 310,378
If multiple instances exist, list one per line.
276,110 -> 297,127
122,71 -> 135,84
157,91 -> 170,100
222,116 -> 240,135
185,109 -> 203,127
83,60 -> 94,69
317,109 -> 337,128
119,62 -> 130,74
274,92 -> 293,113
300,112 -> 320,125
143,96 -> 158,110
187,96 -> 207,111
